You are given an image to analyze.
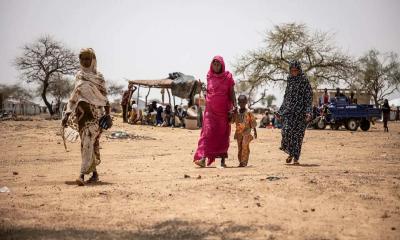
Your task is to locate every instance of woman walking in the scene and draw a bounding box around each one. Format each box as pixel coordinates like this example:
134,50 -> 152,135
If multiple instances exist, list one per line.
62,48 -> 112,185
277,61 -> 312,165
382,99 -> 390,132
193,56 -> 236,167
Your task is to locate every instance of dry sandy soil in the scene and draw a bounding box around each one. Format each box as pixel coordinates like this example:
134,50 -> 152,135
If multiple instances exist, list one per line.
0,116 -> 399,240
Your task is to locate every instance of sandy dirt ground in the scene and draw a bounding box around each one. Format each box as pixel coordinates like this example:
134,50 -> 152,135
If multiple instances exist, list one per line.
0,116 -> 399,240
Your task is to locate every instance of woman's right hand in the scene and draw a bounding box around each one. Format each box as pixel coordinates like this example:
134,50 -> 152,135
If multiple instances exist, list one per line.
61,114 -> 70,127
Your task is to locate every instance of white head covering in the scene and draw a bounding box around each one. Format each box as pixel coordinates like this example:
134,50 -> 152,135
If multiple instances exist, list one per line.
66,48 -> 109,113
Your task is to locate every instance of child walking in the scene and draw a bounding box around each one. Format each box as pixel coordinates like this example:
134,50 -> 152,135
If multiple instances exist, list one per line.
232,95 -> 257,167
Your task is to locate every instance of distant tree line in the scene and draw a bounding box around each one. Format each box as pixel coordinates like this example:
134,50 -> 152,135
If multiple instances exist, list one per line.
234,23 -> 400,107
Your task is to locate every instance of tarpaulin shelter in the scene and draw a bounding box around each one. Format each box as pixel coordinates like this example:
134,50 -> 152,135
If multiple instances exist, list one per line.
128,72 -> 200,107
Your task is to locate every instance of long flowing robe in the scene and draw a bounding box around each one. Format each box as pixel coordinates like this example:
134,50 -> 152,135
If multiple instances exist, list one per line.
194,56 -> 235,165
65,48 -> 109,174
278,61 -> 312,160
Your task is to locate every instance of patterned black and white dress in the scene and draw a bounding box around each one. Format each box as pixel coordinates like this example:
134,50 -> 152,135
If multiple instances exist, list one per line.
278,61 -> 313,160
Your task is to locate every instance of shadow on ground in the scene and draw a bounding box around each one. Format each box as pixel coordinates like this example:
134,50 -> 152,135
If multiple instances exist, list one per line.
0,219 -> 280,240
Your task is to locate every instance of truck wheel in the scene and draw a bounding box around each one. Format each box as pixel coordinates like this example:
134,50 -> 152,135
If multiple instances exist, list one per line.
360,120 -> 370,131
317,119 -> 326,129
346,119 -> 359,131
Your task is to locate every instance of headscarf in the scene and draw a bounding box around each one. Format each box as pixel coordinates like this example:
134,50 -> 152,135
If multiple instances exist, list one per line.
66,48 -> 108,114
278,60 -> 312,116
288,60 -> 305,82
207,56 -> 232,81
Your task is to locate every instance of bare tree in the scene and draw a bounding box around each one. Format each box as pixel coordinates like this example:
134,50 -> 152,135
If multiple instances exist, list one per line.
107,81 -> 124,97
356,49 -> 400,107
14,35 -> 79,115
47,74 -> 74,114
234,23 -> 355,90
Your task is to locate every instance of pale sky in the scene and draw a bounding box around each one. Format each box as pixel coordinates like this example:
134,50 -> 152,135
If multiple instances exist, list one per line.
1,0 -> 400,105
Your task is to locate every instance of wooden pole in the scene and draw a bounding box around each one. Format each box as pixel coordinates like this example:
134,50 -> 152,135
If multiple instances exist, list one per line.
145,87 -> 151,106
137,85 -> 140,107
166,89 -> 171,106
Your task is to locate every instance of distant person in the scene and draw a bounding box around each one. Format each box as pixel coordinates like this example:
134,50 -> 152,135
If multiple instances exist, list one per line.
276,60 -> 312,165
121,83 -> 137,123
349,91 -> 357,104
175,106 -> 187,128
396,106 -> 399,121
382,99 -> 390,132
335,88 -> 341,98
129,100 -> 138,124
62,48 -> 112,186
335,87 -> 347,102
146,102 -> 157,125
193,56 -> 236,168
162,104 -> 172,127
321,88 -> 330,106
131,100 -> 144,124
156,106 -> 164,126
259,111 -> 270,128
232,95 -> 257,167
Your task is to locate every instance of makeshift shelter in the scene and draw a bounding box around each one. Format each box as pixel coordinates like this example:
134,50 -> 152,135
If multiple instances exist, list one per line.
128,72 -> 200,107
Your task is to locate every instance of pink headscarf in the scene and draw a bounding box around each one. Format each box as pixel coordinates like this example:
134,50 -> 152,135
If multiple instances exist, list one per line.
207,55 -> 232,81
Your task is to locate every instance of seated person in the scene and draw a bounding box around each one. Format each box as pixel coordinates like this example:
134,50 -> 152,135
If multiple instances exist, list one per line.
259,112 -> 270,128
156,106 -> 164,126
273,112 -> 282,129
145,103 -> 157,125
162,104 -> 172,127
174,105 -> 187,128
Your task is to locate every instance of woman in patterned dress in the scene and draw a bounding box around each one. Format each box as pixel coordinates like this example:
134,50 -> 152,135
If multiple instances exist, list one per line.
62,48 -> 112,186
276,61 -> 313,165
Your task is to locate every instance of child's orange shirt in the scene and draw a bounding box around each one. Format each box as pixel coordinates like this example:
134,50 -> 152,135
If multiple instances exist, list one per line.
233,109 -> 257,139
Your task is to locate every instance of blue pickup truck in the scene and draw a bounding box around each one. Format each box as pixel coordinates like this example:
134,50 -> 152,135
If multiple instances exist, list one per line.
312,97 -> 382,131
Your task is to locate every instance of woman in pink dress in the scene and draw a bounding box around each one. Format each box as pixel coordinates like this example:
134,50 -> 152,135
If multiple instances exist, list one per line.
194,56 -> 237,167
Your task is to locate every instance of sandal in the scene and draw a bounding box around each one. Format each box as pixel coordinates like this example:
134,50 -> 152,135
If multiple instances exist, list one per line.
194,159 -> 206,168
87,174 -> 99,183
76,176 -> 85,186
285,156 -> 293,164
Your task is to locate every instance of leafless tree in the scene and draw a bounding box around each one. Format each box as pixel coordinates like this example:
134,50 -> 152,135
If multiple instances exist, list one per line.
355,49 -> 400,107
14,35 -> 79,115
234,23 -> 355,91
107,81 -> 124,97
46,74 -> 74,114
